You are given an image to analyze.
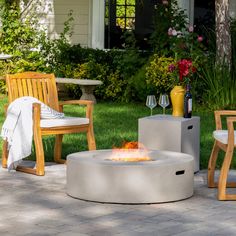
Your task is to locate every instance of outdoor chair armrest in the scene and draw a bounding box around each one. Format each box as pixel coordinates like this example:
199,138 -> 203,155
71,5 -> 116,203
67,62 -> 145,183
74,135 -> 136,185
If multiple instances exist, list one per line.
214,110 -> 236,130
226,116 -> 236,148
59,100 -> 94,120
3,104 -> 8,116
59,100 -> 94,106
32,102 -> 41,127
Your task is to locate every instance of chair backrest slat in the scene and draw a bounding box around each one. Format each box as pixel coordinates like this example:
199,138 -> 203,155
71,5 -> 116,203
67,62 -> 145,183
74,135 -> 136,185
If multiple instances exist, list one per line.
42,79 -> 48,104
32,79 -> 38,99
16,79 -> 23,97
36,79 -> 44,102
26,79 -> 33,97
6,72 -> 59,111
11,79 -> 18,99
22,79 -> 28,96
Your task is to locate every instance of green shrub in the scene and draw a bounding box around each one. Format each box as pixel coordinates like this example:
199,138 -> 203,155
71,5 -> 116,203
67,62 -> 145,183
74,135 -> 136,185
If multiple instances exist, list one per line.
102,70 -> 125,100
145,55 -> 176,94
54,46 -> 149,102
201,62 -> 236,109
0,4 -> 41,56
124,64 -> 155,102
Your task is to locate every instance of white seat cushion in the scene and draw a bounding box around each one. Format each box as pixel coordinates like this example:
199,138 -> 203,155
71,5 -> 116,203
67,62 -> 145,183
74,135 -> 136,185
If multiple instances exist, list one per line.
40,103 -> 64,119
40,116 -> 89,128
213,130 -> 236,144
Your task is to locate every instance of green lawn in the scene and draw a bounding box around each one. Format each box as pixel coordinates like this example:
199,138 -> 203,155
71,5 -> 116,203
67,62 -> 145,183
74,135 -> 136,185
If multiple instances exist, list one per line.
0,94 -> 231,170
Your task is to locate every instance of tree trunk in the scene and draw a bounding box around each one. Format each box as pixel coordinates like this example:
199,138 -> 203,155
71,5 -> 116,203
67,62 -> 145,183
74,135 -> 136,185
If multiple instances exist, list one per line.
215,0 -> 231,65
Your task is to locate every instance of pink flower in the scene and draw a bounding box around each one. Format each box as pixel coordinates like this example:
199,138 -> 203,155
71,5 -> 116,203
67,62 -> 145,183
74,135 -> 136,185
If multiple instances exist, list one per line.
168,28 -> 172,36
197,36 -> 203,42
162,0 -> 168,5
168,64 -> 176,72
172,29 -> 177,36
188,25 -> 194,32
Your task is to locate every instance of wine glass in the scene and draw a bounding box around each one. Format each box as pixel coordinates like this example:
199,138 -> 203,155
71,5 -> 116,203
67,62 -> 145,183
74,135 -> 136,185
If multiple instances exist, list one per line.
146,95 -> 157,116
158,94 -> 169,114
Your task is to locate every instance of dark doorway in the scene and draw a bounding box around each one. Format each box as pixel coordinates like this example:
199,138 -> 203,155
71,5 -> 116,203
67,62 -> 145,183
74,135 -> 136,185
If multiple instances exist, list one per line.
194,0 -> 215,30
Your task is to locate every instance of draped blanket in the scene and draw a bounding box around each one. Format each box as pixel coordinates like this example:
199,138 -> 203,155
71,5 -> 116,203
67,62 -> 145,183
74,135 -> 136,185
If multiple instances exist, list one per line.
1,96 -> 64,170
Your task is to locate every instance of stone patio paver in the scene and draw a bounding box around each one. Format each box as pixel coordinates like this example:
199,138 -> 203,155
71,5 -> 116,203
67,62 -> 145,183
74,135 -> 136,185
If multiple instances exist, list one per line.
1,163 -> 236,236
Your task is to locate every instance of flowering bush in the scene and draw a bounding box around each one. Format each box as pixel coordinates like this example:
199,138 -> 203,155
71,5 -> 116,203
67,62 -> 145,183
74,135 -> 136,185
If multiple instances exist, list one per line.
150,0 -> 187,55
168,25 -> 206,63
168,59 -> 197,86
146,55 -> 176,93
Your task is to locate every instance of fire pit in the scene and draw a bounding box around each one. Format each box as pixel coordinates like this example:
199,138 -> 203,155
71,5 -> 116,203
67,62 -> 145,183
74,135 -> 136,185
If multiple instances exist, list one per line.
66,149 -> 194,204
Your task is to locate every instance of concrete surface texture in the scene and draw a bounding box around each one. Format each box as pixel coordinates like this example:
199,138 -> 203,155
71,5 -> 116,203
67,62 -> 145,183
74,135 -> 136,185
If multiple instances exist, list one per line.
1,162 -> 236,236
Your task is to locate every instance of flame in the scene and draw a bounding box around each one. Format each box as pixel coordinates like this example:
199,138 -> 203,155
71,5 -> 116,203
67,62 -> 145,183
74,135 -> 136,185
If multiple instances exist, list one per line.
113,141 -> 146,150
120,141 -> 139,149
109,141 -> 151,162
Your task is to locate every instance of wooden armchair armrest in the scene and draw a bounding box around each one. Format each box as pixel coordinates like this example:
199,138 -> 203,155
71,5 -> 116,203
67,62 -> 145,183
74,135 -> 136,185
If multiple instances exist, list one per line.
59,100 -> 94,120
214,110 -> 236,130
32,103 -> 41,126
59,100 -> 94,106
226,116 -> 236,147
3,104 -> 8,116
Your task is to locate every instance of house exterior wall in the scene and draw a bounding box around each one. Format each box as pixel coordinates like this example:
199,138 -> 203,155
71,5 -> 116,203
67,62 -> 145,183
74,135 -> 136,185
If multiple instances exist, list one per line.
21,0 -> 236,50
50,0 -> 90,47
21,0 -> 90,47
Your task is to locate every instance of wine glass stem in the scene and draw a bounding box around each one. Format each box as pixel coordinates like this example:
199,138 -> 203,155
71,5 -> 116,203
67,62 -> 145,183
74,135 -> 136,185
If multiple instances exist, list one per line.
151,108 -> 153,116
163,107 -> 165,114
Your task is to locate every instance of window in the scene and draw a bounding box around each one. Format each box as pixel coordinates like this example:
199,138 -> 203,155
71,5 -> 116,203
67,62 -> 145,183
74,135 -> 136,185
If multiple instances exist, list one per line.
105,0 -> 136,48
105,0 -> 155,49
116,0 -> 136,30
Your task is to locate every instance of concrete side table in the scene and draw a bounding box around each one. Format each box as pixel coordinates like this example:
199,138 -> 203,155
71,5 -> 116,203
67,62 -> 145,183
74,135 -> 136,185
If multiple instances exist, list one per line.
138,115 -> 200,173
56,78 -> 102,103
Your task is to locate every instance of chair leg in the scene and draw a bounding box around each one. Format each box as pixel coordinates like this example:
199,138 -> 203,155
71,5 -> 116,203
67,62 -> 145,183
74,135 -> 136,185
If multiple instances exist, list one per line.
34,131 -> 45,176
54,134 -> 65,164
87,126 -> 96,150
2,140 -> 8,168
218,148 -> 236,200
208,141 -> 220,188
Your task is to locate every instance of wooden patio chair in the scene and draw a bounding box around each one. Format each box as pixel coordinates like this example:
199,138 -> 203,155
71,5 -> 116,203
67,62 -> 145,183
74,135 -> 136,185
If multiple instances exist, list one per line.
1,72 -> 96,176
208,110 -> 236,200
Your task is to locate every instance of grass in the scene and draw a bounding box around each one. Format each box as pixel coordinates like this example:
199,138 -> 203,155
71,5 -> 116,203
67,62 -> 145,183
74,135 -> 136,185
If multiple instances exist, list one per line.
0,93 -> 232,170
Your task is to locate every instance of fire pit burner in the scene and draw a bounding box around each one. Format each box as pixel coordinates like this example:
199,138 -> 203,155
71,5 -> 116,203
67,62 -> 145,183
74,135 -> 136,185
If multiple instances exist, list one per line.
66,150 -> 194,204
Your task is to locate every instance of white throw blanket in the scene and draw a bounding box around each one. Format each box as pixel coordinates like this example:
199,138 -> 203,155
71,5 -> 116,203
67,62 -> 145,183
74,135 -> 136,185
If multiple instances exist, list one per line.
1,96 -> 64,170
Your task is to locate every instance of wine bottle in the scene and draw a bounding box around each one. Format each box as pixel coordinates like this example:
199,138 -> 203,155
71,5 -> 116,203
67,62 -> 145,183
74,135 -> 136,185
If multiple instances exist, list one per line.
184,83 -> 192,118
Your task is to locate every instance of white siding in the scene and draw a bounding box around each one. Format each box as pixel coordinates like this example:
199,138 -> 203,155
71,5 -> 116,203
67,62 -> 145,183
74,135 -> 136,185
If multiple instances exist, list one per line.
21,0 -> 90,47
49,0 -> 90,46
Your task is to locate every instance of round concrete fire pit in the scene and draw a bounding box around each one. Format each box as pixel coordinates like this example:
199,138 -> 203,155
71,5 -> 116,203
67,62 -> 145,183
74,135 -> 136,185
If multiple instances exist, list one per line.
66,150 -> 194,204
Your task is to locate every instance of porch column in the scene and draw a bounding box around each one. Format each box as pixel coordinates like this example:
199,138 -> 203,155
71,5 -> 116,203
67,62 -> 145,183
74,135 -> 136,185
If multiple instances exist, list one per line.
229,0 -> 236,18
90,0 -> 105,49
178,0 -> 194,26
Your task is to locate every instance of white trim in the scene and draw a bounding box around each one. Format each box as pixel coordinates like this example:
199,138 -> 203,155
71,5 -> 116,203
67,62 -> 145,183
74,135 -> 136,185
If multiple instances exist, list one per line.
88,0 -> 92,47
190,0 -> 194,26
230,0 -> 236,18
178,0 -> 194,26
90,0 -> 104,49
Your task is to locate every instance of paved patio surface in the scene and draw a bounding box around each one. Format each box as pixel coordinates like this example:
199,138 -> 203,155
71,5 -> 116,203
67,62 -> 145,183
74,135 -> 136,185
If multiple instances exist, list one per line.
1,163 -> 236,236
